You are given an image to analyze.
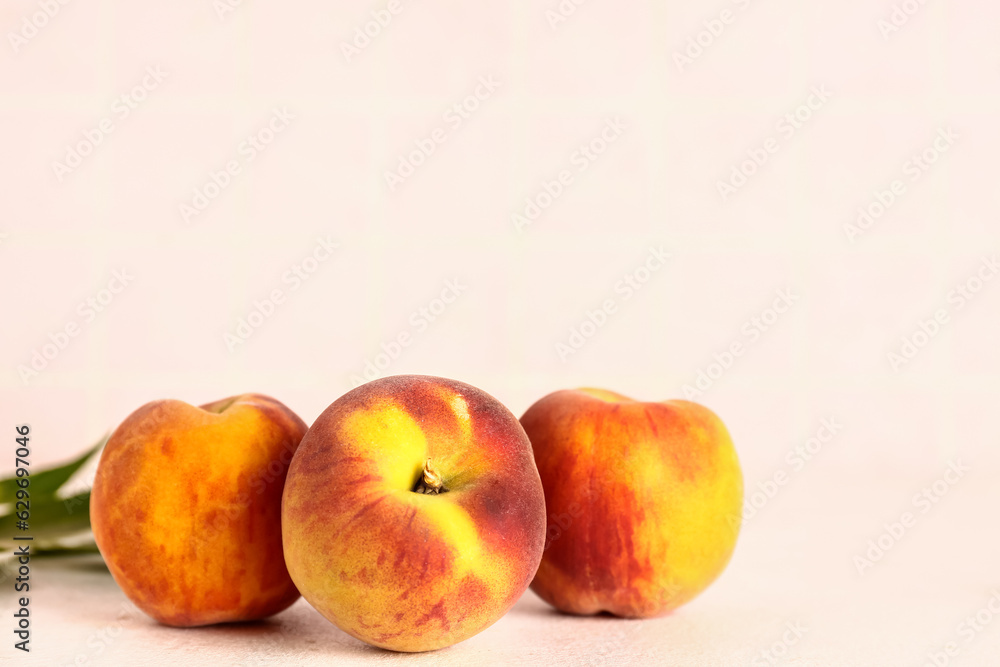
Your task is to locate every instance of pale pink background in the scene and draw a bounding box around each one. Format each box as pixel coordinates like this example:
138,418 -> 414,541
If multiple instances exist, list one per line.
2,1 -> 999,664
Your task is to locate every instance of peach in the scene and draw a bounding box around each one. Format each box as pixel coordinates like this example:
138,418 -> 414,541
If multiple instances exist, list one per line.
90,393 -> 307,626
520,388 -> 743,617
281,375 -> 546,652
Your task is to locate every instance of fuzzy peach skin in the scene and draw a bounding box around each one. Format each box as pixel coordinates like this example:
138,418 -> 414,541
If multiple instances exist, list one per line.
520,388 -> 743,618
90,394 -> 307,626
281,375 -> 546,652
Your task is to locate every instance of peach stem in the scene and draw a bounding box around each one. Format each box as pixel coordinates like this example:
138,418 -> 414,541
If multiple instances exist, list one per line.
415,458 -> 445,495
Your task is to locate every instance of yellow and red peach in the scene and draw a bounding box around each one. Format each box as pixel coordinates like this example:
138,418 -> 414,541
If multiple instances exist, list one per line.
90,393 -> 307,626
281,375 -> 546,652
520,388 -> 743,618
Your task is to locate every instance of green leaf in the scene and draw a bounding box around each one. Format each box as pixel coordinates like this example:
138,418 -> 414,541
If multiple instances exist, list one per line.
0,491 -> 92,551
0,436 -> 106,504
32,543 -> 102,558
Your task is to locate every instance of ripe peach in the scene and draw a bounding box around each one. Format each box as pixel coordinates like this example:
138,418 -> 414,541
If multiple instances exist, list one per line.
281,375 -> 546,652
520,388 -> 743,617
90,394 -> 307,626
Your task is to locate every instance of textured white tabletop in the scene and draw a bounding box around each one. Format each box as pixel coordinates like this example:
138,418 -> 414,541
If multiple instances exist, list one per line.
2,0 -> 999,664
7,465 -> 999,666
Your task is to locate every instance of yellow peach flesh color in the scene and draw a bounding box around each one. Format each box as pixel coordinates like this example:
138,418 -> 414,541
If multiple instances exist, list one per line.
281,376 -> 546,652
522,388 -> 743,618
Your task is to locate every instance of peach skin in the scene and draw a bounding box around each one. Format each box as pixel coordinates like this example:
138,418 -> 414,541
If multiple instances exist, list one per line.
281,375 -> 546,652
90,393 -> 307,626
520,388 -> 743,618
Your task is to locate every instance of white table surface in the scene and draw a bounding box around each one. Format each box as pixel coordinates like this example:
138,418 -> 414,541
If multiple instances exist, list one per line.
5,465 -> 1000,666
